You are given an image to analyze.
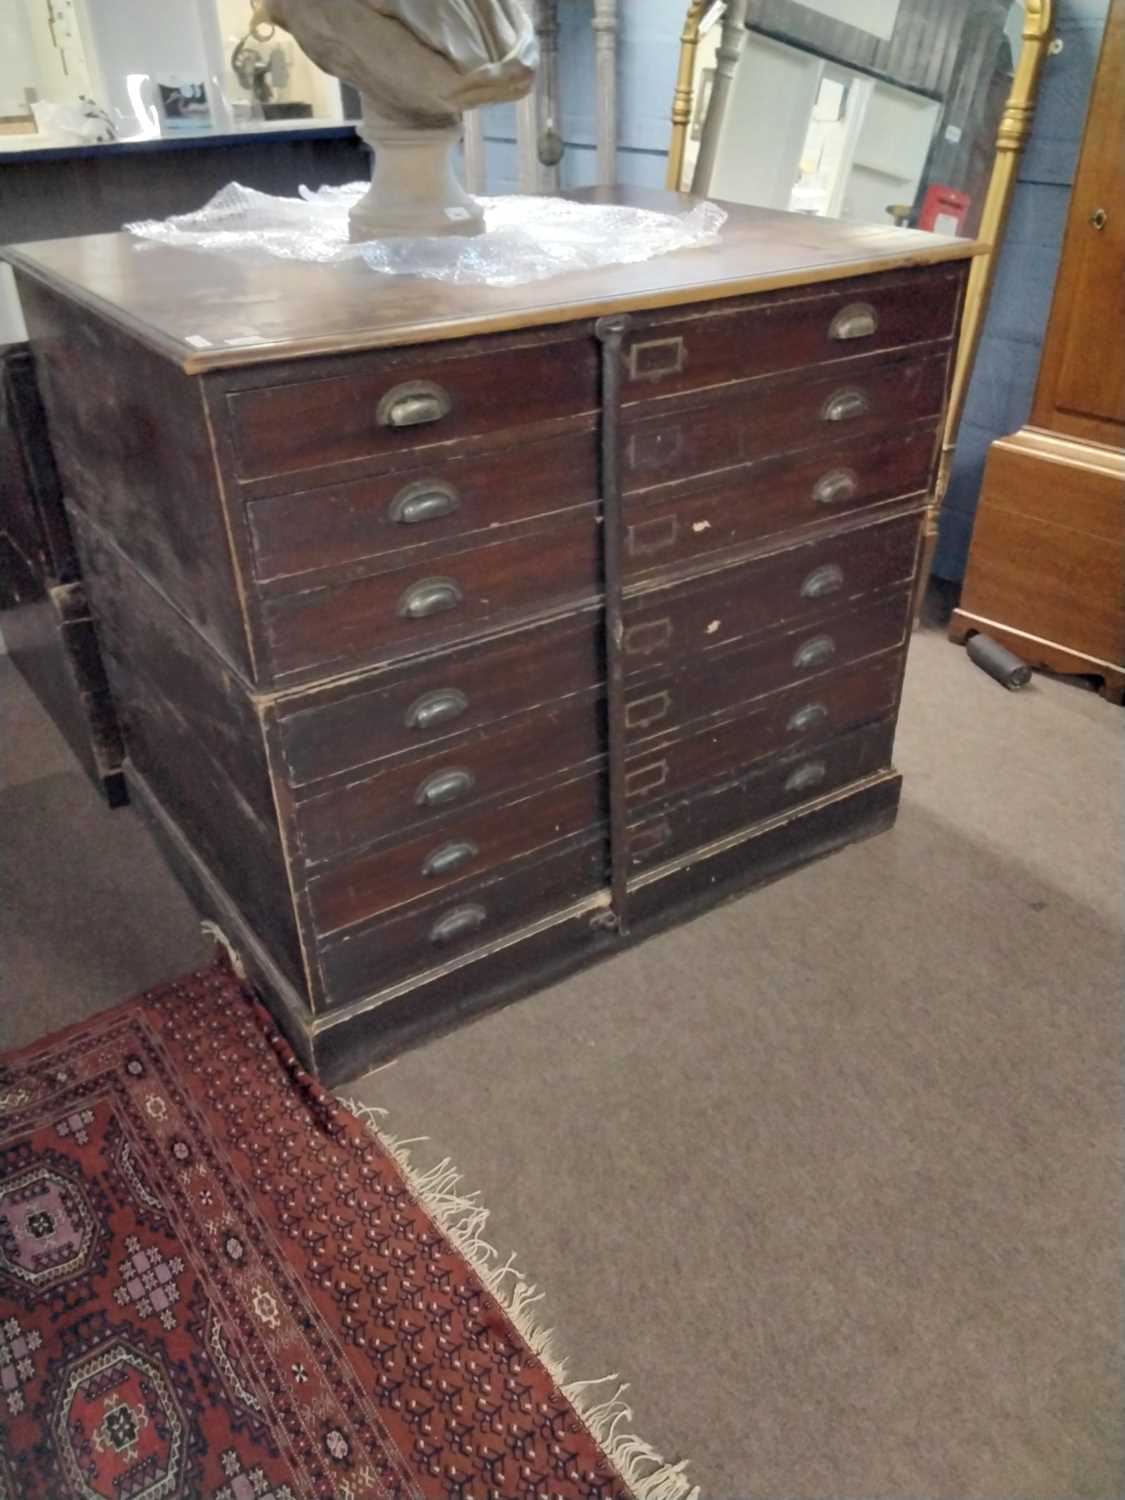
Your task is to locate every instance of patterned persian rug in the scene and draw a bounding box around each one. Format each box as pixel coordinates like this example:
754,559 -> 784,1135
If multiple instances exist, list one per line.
0,963 -> 696,1500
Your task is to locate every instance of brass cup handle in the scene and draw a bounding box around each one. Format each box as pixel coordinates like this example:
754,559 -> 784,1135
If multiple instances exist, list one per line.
421,839 -> 479,879
404,688 -> 468,732
388,479 -> 460,526
377,380 -> 452,429
786,702 -> 829,735
801,563 -> 844,600
829,302 -> 878,340
398,577 -> 463,620
821,388 -> 870,423
785,760 -> 827,794
429,903 -> 487,944
793,634 -> 836,671
415,767 -> 476,808
812,468 -> 859,506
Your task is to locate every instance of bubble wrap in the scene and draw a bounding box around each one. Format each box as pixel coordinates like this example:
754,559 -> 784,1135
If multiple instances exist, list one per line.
126,181 -> 727,286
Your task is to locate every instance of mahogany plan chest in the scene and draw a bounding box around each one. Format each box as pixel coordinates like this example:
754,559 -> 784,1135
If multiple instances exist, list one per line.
6,187 -> 977,1082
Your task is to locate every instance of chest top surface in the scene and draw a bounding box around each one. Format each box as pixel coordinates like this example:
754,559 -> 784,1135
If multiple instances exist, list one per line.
3,185 -> 980,375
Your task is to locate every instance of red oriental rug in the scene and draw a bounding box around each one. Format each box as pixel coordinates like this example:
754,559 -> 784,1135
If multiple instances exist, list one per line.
0,964 -> 694,1500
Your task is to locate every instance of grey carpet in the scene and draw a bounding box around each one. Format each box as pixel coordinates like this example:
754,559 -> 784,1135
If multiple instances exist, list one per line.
0,634 -> 1121,1499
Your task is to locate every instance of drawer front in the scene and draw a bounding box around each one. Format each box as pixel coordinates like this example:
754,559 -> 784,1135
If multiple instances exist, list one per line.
275,609 -> 604,788
318,834 -> 608,1011
308,770 -> 606,936
624,424 -> 937,580
263,512 -> 600,681
624,651 -> 901,813
227,334 -> 598,483
295,688 -> 605,867
247,427 -> 599,585
622,511 -> 921,673
622,352 -> 946,492
628,719 -> 895,872
624,590 -> 910,745
622,268 -> 962,399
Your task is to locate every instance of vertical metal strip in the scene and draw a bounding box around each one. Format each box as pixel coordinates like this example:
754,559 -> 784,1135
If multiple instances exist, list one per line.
595,313 -> 632,935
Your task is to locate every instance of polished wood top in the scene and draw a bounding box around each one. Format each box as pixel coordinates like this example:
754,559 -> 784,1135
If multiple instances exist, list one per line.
3,186 -> 982,374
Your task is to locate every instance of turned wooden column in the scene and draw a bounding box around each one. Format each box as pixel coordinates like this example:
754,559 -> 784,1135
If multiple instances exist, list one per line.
690,0 -> 749,193
592,0 -> 619,184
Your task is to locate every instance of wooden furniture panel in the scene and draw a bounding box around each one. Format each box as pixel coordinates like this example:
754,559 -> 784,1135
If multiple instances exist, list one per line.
621,350 -> 947,492
247,427 -> 599,585
318,834 -> 608,1012
3,188 -> 976,373
623,589 -> 911,744
624,651 -> 902,814
16,280 -> 252,675
1029,0 -> 1125,448
70,510 -> 307,984
952,4 -> 1125,703
307,768 -> 606,937
620,268 -> 963,398
7,191 -> 974,1078
0,343 -> 125,805
952,434 -> 1124,669
628,719 -> 895,873
262,510 -> 601,682
622,510 -> 921,671
293,687 -> 604,867
226,330 -> 599,483
623,424 -> 938,579
273,609 -> 604,787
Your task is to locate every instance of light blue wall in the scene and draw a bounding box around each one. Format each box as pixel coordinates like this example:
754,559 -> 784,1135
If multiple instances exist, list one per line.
934,0 -> 1110,579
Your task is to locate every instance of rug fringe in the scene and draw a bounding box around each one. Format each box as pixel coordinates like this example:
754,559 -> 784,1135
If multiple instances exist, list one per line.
200,921 -> 247,980
339,1097 -> 700,1500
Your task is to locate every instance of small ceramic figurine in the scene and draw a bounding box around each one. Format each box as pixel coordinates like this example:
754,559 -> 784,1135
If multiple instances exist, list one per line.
255,0 -> 537,240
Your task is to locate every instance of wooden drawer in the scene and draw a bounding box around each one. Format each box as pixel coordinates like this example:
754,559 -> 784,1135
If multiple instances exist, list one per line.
308,768 -> 607,936
624,589 -> 910,743
294,687 -> 605,867
247,427 -> 599,585
318,833 -> 608,1011
628,718 -> 895,873
274,608 -> 603,788
624,424 -> 937,581
622,510 -> 921,674
226,331 -> 598,483
262,510 -> 600,682
622,351 -> 946,492
624,651 -> 901,813
621,267 -> 962,399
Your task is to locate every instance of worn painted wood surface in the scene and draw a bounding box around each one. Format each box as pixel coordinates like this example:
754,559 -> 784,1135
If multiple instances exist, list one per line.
14,192 -> 971,1075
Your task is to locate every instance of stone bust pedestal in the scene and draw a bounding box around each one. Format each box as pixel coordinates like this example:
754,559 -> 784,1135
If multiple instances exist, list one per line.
258,0 -> 538,240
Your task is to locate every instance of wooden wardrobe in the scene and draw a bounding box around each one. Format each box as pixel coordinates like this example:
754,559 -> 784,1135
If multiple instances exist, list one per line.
950,0 -> 1125,702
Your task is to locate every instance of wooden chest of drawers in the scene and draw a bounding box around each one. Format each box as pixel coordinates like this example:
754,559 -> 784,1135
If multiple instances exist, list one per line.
6,187 -> 976,1082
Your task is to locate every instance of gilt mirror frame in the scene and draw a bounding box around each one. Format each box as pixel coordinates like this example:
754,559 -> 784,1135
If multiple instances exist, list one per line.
666,0 -> 1055,595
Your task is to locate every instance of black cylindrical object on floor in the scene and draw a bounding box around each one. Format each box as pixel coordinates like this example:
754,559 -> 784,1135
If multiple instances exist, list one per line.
967,633 -> 1033,689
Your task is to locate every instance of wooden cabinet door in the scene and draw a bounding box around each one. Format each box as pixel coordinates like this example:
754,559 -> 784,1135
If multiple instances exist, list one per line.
1031,0 -> 1125,446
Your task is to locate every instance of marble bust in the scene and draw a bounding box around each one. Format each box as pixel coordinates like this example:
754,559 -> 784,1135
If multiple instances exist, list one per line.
257,0 -> 538,239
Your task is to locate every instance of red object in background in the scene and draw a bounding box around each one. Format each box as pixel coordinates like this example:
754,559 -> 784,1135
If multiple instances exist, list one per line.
918,184 -> 972,236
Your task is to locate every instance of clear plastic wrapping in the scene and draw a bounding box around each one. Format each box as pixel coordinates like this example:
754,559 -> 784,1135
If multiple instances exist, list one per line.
126,182 -> 727,286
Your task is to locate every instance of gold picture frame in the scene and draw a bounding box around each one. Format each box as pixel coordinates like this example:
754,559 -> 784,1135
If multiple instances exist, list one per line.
665,0 -> 1056,599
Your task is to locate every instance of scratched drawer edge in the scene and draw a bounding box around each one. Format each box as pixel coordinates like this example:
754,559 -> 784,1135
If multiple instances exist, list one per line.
316,832 -> 609,1011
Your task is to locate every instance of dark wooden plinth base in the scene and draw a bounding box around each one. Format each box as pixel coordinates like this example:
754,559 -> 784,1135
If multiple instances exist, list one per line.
129,765 -> 902,1086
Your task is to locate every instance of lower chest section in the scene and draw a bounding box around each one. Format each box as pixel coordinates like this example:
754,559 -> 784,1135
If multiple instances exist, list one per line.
79,262 -> 962,1071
